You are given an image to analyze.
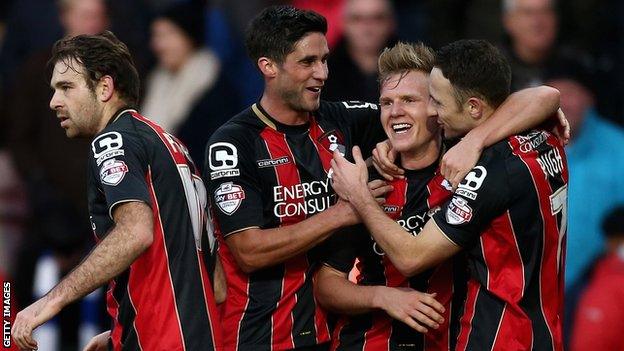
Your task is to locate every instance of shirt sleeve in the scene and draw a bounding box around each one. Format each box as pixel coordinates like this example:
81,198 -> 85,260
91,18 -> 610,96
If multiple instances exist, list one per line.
204,128 -> 264,237
340,101 -> 386,158
89,129 -> 151,218
432,155 -> 510,248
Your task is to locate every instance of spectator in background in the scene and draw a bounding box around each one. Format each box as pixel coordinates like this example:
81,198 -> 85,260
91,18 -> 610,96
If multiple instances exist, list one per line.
142,1 -> 239,163
322,0 -> 396,102
570,206 -> 624,351
544,58 -> 624,292
501,0 -> 564,91
6,0 -> 109,349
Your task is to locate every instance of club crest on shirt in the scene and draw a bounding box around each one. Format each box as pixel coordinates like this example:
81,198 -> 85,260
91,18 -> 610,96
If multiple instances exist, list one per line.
99,159 -> 128,186
214,182 -> 245,215
446,196 -> 473,225
317,130 -> 346,156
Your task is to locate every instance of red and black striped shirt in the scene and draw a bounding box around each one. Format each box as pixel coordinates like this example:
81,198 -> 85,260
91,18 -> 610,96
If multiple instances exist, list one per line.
205,101 -> 384,350
323,163 -> 467,351
433,130 -> 568,351
87,109 -> 222,350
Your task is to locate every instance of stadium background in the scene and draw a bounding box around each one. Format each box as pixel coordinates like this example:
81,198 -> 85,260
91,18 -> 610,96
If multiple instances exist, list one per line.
0,0 -> 623,350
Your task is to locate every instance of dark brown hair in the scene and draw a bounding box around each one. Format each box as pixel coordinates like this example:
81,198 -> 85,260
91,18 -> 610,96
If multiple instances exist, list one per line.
48,30 -> 140,107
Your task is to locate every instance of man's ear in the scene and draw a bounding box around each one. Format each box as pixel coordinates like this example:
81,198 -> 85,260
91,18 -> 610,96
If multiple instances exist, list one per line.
258,57 -> 278,78
97,75 -> 115,102
466,97 -> 484,121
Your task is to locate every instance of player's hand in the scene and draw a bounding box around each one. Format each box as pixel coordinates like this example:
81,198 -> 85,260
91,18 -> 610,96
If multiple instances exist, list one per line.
372,140 -> 404,180
368,179 -> 393,205
441,135 -> 483,190
374,287 -> 445,333
12,295 -> 62,350
330,146 -> 370,202
552,108 -> 570,145
83,330 -> 110,351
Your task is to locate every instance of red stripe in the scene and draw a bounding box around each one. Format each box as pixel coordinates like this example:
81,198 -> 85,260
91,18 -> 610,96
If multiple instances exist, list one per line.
426,172 -> 452,209
125,169 -> 185,349
425,260 -> 454,351
483,212 -> 532,350
308,116 -> 346,343
424,176 -> 454,351
480,212 -> 532,350
546,139 -> 569,330
262,128 -> 303,350
312,273 -> 331,344
308,117 -> 333,344
455,279 -> 480,351
362,178 -> 408,351
329,318 -> 348,351
509,135 -> 565,350
131,112 -> 187,165
308,118 -> 334,173
106,280 -> 123,351
213,215 -> 250,349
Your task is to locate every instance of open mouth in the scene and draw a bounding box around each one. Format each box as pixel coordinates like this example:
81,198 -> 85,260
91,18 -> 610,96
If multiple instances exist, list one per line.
306,87 -> 322,93
392,123 -> 412,134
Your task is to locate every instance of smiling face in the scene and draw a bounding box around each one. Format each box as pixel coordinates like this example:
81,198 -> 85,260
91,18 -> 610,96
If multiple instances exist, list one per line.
380,70 -> 439,156
49,58 -> 103,138
428,67 -> 473,140
272,32 -> 329,113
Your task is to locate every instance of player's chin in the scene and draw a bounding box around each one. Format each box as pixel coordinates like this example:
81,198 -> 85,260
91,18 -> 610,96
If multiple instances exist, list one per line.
64,127 -> 78,138
303,98 -> 321,112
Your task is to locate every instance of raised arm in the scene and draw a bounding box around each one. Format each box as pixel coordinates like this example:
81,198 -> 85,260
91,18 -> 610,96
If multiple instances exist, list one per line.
442,86 -> 562,187
12,201 -> 153,350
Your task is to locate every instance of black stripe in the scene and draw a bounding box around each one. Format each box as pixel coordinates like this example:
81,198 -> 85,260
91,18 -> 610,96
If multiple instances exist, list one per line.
450,254 -> 469,351
292,264 -> 319,348
151,140 -> 216,349
239,266 -> 285,349
238,137 -> 282,349
335,316 -> 372,351
465,288 -> 505,350
115,279 -> 141,350
286,132 -> 330,348
510,150 -> 556,350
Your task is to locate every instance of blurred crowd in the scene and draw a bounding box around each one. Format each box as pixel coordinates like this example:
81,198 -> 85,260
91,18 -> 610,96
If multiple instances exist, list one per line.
0,0 -> 623,350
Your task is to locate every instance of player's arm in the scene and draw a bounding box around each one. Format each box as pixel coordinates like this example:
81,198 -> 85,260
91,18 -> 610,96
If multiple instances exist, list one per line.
12,201 -> 152,350
226,199 -> 361,273
330,147 -> 460,277
315,265 -> 445,333
442,86 -> 563,187
213,257 -> 226,304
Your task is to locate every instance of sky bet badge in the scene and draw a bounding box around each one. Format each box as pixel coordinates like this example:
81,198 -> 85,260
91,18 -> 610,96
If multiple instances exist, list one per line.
214,182 -> 246,215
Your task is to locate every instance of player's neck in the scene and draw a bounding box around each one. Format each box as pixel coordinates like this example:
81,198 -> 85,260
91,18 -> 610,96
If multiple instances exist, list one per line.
400,138 -> 441,171
259,92 -> 310,126
96,100 -> 128,133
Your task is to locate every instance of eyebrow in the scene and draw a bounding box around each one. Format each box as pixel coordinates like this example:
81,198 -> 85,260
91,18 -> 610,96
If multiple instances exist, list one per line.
298,53 -> 329,62
50,80 -> 73,90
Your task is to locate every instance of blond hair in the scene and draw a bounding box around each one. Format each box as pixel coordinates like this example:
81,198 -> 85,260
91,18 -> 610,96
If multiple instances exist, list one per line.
378,41 -> 435,85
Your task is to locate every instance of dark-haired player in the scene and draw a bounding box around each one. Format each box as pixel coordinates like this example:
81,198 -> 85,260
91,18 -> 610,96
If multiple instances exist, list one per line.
12,31 -> 222,351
